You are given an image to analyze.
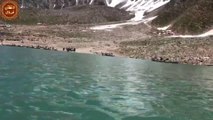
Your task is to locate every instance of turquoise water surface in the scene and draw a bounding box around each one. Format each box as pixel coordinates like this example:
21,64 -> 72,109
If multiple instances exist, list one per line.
0,46 -> 213,120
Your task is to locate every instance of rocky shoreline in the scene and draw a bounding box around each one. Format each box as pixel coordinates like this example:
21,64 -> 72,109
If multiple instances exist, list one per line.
119,36 -> 213,66
1,36 -> 213,66
1,44 -> 58,51
0,43 -> 115,57
1,23 -> 212,66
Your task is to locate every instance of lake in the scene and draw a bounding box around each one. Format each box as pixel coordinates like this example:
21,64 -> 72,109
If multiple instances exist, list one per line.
0,46 -> 213,120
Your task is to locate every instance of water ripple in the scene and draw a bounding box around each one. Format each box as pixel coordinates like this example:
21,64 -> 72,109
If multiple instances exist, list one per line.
0,46 -> 213,120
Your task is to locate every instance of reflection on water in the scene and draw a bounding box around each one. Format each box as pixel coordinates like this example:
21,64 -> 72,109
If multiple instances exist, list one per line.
0,46 -> 213,120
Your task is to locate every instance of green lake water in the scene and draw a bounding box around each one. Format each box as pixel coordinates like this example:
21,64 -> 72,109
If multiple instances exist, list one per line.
0,46 -> 213,120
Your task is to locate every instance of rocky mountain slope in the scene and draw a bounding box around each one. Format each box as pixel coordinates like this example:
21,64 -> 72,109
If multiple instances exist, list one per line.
20,0 -> 170,21
20,0 -> 108,9
9,5 -> 133,25
9,0 -> 213,34
152,0 -> 213,34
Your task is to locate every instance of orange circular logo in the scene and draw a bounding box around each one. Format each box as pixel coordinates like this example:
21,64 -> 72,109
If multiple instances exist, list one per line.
1,0 -> 19,20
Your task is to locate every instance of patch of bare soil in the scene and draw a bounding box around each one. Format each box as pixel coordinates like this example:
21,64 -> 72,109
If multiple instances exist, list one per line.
0,22 -> 150,57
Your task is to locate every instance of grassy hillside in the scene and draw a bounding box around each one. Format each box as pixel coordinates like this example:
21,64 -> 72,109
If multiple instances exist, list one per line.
1,5 -> 133,25
152,0 -> 213,34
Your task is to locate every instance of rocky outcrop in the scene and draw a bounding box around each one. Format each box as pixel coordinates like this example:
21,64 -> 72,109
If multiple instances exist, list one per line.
94,52 -> 115,57
63,47 -> 76,52
119,36 -> 213,65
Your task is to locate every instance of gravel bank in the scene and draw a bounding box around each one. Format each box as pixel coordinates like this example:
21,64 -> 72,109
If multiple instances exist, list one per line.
119,36 -> 213,65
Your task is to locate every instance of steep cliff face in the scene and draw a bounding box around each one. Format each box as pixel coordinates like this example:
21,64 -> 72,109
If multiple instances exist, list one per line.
152,0 -> 213,34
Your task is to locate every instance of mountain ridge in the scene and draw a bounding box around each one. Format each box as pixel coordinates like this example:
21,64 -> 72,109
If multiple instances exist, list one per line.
3,0 -> 213,34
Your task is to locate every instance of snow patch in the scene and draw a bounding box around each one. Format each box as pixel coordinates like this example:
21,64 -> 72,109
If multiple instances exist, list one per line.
157,24 -> 171,30
143,16 -> 158,23
170,29 -> 213,38
90,16 -> 157,30
91,0 -> 171,30
107,0 -> 170,21
90,21 -> 142,30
